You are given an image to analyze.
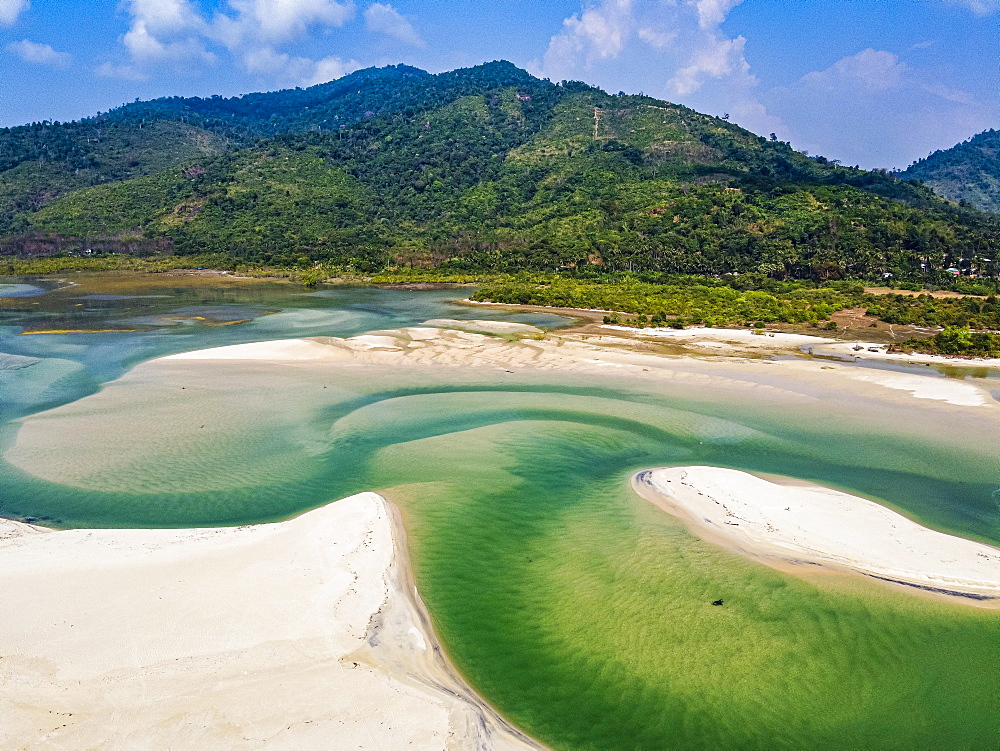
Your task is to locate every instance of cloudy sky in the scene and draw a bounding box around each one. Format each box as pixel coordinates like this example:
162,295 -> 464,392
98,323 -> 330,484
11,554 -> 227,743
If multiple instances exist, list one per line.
1,0 -> 997,169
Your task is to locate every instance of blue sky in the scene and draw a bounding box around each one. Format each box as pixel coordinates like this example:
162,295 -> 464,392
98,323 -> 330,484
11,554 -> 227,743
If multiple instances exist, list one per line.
1,0 -> 997,169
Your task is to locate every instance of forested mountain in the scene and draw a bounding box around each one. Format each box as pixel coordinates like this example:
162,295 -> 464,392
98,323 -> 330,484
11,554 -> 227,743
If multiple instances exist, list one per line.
2,61 -> 998,282
0,63 -> 532,234
902,129 -> 1000,214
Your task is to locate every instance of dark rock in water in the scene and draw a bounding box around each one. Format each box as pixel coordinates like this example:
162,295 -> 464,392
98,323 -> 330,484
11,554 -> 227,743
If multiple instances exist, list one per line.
712,599 -> 724,606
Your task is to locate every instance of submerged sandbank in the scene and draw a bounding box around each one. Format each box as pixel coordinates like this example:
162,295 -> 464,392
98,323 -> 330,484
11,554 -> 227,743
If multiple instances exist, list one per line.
0,493 -> 540,750
635,467 -> 1000,602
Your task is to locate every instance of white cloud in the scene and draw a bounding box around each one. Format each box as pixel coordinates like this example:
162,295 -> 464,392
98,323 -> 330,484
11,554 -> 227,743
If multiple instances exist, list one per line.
243,46 -> 360,87
636,26 -> 675,50
307,55 -> 362,85
0,0 -> 28,26
113,0 -> 213,71
125,0 -> 205,39
222,0 -> 355,43
922,82 -> 976,105
5,39 -> 70,67
122,23 -> 215,66
532,0 -> 634,81
800,49 -> 907,93
105,0 -> 358,84
693,0 -> 743,30
364,3 -> 423,47
564,0 -> 633,59
943,0 -> 1000,15
532,0 -> 784,139
95,61 -> 149,81
769,48 -> 994,168
668,34 -> 751,96
218,0 -> 357,82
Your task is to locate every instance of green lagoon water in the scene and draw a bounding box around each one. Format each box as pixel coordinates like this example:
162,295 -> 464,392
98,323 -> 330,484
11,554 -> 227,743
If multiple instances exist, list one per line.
1,274 -> 999,750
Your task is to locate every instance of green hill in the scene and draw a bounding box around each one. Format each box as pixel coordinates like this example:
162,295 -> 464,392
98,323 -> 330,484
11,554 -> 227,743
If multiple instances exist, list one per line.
2,62 -> 998,282
902,129 -> 1000,214
0,121 -> 227,235
0,62 -> 533,232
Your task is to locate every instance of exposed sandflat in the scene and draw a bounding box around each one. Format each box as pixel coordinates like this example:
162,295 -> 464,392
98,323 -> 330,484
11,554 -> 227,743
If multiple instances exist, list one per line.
813,338 -> 1000,367
421,318 -> 543,335
0,494 -> 540,750
635,467 -> 1000,602
158,323 -> 997,411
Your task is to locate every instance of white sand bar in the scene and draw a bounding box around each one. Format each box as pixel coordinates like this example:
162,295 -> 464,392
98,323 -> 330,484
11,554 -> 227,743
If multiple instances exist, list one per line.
847,371 -> 989,407
0,493 -> 541,750
636,467 -> 1000,601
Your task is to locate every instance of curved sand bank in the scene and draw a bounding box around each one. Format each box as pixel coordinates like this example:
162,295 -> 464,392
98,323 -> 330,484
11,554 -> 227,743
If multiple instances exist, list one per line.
635,467 -> 1000,602
0,494 -> 541,750
158,323 -> 997,411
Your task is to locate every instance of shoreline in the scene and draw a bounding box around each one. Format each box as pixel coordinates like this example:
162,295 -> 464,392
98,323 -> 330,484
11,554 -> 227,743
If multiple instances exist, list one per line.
633,467 -> 1000,606
381,500 -> 544,749
0,494 -> 542,750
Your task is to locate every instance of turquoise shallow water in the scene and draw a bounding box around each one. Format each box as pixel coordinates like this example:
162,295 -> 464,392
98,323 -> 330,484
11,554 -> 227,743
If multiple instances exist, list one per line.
1,274 -> 999,749
0,273 -> 571,420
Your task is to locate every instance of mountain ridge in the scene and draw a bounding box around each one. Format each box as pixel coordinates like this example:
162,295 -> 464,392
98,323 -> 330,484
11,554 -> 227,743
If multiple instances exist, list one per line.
2,61 -> 997,283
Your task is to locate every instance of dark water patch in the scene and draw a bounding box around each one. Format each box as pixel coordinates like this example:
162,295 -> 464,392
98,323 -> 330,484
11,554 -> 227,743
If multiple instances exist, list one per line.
0,277 -> 575,422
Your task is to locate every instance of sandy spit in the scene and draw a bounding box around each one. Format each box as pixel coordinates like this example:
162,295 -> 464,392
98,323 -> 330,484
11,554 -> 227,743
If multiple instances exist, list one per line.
0,493 -> 542,751
846,371 -> 989,407
635,467 -> 1000,603
421,318 -> 543,335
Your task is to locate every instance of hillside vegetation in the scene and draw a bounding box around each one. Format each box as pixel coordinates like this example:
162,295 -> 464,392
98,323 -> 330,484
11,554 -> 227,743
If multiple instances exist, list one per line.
902,129 -> 1000,214
2,62 -> 998,286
